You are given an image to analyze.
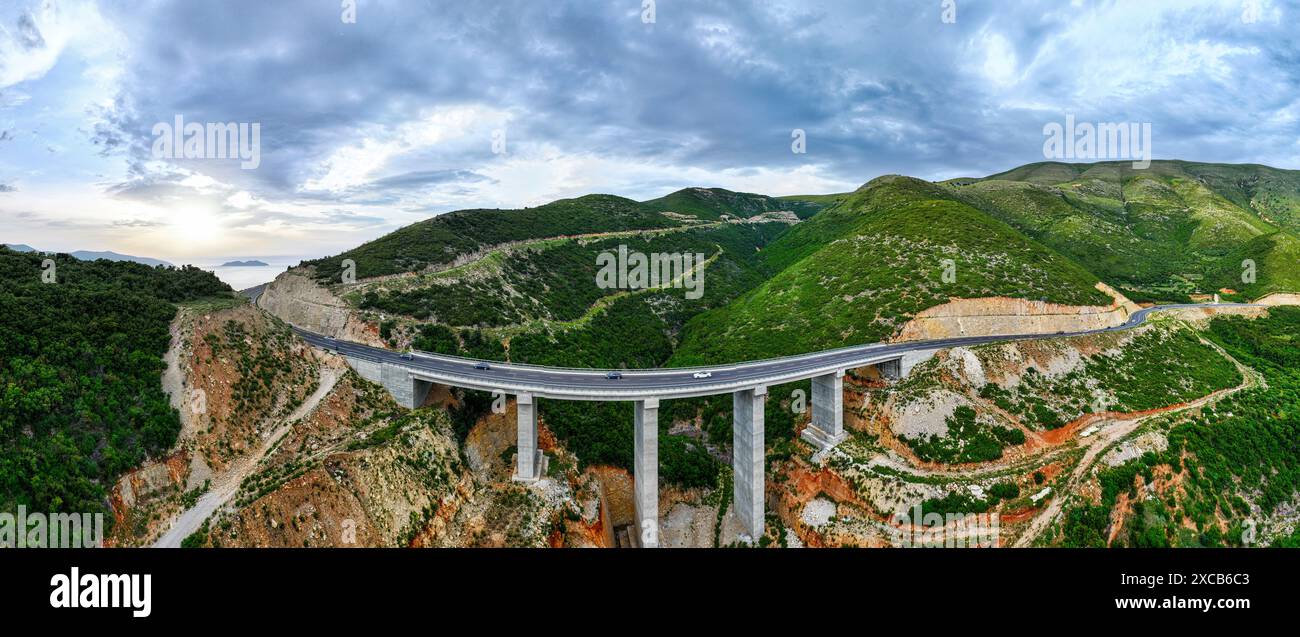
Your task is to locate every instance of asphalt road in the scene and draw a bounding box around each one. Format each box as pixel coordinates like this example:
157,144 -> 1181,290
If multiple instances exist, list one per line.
293,303 -> 1258,400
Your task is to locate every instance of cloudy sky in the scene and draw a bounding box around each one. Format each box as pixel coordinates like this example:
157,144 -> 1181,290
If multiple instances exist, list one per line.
0,0 -> 1296,262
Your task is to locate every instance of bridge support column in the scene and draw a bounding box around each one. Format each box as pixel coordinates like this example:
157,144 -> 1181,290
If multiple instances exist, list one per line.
634,398 -> 659,548
378,363 -> 432,409
877,357 -> 902,381
512,393 -> 543,483
802,370 -> 846,451
733,386 -> 766,542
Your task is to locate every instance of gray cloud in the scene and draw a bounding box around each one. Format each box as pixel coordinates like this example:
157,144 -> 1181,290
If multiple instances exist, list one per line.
91,0 -> 1298,201
110,218 -> 163,228
15,9 -> 45,49
4,0 -> 1291,262
365,170 -> 490,192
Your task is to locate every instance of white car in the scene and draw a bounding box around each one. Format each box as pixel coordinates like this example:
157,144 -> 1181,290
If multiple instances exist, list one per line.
692,371 -> 713,379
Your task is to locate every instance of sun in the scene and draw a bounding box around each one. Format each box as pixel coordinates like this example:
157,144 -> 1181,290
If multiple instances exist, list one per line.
168,205 -> 224,245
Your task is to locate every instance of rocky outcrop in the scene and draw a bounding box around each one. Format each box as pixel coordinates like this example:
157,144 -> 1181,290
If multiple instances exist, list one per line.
893,282 -> 1139,341
1256,293 -> 1300,306
256,268 -> 382,345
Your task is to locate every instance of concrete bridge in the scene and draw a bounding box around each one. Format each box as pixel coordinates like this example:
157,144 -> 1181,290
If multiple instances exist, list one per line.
293,302 -> 1254,547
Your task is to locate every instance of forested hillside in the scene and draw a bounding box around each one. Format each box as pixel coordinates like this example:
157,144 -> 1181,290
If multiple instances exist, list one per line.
259,160 -> 1300,520
960,161 -> 1300,301
0,246 -> 232,519
670,175 -> 1111,365
643,187 -> 825,220
1058,307 -> 1300,547
305,194 -> 680,281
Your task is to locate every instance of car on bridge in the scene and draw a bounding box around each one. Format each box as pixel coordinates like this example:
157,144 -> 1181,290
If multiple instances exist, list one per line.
474,362 -> 491,370
606,371 -> 623,380
400,352 -> 413,360
692,371 -> 713,379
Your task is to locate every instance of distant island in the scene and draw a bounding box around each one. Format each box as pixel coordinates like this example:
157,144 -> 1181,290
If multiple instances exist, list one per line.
219,260 -> 269,267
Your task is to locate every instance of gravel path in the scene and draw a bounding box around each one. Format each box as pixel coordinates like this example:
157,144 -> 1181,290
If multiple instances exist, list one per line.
1011,342 -> 1259,547
152,367 -> 338,548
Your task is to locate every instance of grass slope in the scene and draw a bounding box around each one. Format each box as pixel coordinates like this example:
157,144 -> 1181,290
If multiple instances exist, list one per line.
643,187 -> 825,220
305,194 -> 679,281
963,160 -> 1300,299
670,176 -> 1110,365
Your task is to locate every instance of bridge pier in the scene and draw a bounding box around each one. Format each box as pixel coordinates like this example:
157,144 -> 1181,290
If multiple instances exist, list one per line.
633,398 -> 659,548
802,370 -> 846,451
346,357 -> 432,409
877,357 -> 902,381
512,393 -> 543,483
733,386 -> 766,542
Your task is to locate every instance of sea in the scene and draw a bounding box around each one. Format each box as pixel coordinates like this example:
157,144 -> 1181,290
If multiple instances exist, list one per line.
197,256 -> 307,292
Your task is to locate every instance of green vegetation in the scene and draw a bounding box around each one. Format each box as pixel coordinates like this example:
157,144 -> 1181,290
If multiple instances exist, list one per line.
959,160 -> 1300,299
538,401 -> 716,489
0,247 -> 233,518
359,223 -> 780,328
903,406 -> 1024,464
1061,308 -> 1300,547
643,187 -> 824,221
305,194 -> 679,281
672,176 -> 1109,365
977,323 -> 1240,431
504,223 -> 790,368
1171,308 -> 1300,514
920,490 -> 992,516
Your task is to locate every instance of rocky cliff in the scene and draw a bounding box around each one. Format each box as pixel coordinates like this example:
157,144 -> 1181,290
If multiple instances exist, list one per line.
893,282 -> 1140,341
257,268 -> 383,345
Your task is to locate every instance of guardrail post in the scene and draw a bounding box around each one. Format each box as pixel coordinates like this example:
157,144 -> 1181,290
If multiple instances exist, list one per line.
634,398 -> 660,548
733,386 -> 767,542
512,393 -> 543,483
802,370 -> 846,451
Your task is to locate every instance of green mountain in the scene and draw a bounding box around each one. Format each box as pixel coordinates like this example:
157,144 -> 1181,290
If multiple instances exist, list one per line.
669,175 -> 1111,365
305,160 -> 1300,371
304,187 -> 831,284
957,160 -> 1300,300
305,194 -> 680,282
643,187 -> 825,220
3,244 -> 174,267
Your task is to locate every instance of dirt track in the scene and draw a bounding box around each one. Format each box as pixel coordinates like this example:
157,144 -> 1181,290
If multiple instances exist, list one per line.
153,367 -> 339,548
1011,340 -> 1260,547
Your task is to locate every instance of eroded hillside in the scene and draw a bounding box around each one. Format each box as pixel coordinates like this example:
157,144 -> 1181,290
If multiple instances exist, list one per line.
127,301 -> 708,548
773,306 -> 1300,549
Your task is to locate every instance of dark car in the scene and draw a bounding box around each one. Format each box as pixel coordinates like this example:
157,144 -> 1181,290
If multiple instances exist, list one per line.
400,352 -> 413,360
474,362 -> 491,370
606,371 -> 623,380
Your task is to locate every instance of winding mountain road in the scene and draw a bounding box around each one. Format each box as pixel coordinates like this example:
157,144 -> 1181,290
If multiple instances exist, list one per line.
295,303 -> 1260,401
